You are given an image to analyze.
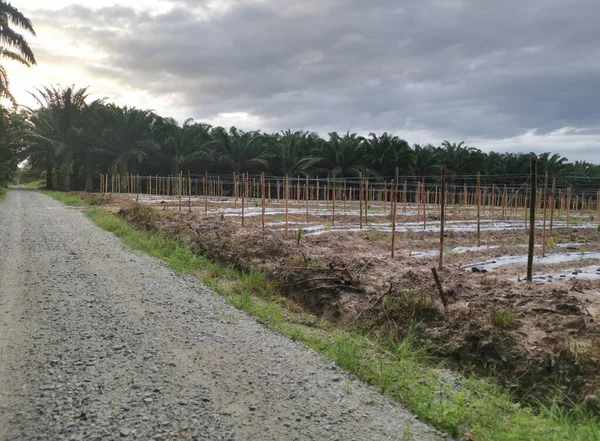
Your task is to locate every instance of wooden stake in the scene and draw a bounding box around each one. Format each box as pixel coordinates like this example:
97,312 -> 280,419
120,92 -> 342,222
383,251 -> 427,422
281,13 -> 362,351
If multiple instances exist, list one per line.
188,170 -> 192,212
527,156 -> 537,282
439,165 -> 446,269
359,173 -> 363,229
332,177 -> 336,227
285,174 -> 289,233
316,176 -> 319,214
541,170 -> 548,256
391,167 -> 399,258
305,175 -> 309,222
566,186 -> 571,229
550,177 -> 556,236
476,172 -> 481,247
241,173 -> 245,227
431,267 -> 448,309
261,172 -> 265,231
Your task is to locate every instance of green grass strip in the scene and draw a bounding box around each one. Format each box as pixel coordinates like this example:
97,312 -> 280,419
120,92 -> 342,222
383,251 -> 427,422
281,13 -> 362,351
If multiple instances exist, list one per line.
41,190 -> 87,206
44,195 -> 599,441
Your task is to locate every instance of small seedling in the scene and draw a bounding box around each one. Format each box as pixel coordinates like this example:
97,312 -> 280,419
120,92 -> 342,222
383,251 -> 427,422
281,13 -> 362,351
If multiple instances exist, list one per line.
295,228 -> 303,245
449,228 -> 455,238
547,236 -> 556,247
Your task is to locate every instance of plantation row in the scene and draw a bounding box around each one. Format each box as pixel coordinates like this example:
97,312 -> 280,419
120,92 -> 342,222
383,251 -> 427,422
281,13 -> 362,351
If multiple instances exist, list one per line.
3,86 -> 600,194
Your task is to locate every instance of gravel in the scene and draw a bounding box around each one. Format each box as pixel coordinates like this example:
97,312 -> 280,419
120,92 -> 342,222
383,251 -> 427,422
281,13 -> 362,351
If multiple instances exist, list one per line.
0,189 -> 449,441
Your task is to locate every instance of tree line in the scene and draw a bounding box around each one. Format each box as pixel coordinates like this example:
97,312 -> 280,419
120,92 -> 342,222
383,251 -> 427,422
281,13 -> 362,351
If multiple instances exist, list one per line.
2,85 -> 600,194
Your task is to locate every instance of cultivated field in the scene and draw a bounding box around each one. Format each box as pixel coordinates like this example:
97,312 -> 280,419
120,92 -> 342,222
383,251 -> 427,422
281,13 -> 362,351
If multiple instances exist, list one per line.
87,172 -> 600,406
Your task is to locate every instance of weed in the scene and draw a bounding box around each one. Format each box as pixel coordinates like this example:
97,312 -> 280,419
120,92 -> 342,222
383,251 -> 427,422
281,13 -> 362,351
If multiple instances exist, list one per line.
402,425 -> 414,441
569,219 -> 583,226
491,308 -> 518,329
295,228 -> 303,245
449,228 -> 455,238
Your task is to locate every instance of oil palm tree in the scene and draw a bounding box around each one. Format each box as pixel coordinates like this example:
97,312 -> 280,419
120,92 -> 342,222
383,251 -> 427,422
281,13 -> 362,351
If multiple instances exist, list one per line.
267,130 -> 317,177
310,132 -> 370,178
210,126 -> 267,174
155,117 -> 212,177
0,1 -> 36,105
100,106 -> 158,187
26,86 -> 89,190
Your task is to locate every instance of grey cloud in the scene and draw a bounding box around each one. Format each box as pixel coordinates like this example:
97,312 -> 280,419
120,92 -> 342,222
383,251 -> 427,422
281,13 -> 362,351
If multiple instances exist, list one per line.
26,0 -> 600,153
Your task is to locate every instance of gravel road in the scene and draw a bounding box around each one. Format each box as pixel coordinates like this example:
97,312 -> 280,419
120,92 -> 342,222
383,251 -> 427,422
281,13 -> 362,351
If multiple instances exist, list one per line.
0,188 -> 448,441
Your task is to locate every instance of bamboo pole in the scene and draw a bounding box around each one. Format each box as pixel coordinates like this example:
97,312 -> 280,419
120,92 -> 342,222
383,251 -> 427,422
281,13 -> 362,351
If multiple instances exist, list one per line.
241,173 -> 245,227
550,177 -> 556,236
359,173 -> 363,229
527,156 -> 537,282
390,179 -> 396,258
332,178 -> 336,227
188,171 -> 192,212
476,172 -> 481,247
285,174 -> 289,233
365,179 -> 368,223
204,175 -> 208,216
297,175 -> 301,208
316,176 -> 319,214
566,186 -> 571,229
261,172 -> 265,231
439,165 -> 446,269
542,170 -> 548,256
403,180 -> 407,213
306,175 -> 309,222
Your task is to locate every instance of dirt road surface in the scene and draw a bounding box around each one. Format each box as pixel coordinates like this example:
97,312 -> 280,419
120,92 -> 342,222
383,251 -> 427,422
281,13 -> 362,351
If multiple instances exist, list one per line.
0,189 -> 447,441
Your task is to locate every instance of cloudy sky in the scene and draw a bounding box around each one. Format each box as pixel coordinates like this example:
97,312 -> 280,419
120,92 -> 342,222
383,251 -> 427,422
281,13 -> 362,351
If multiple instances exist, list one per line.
8,0 -> 600,161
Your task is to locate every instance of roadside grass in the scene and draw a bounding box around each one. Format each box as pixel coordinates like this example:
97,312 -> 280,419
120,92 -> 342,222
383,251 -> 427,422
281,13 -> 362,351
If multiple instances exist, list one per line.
42,190 -> 87,206
0,188 -> 6,202
79,206 -> 600,441
24,179 -> 46,189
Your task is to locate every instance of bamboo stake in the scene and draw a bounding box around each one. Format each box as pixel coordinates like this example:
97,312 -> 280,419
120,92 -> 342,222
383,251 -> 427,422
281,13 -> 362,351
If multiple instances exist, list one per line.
306,175 -> 309,222
550,177 -> 556,236
439,165 -> 446,269
403,180 -> 407,213
391,167 -> 399,258
476,172 -> 481,247
332,178 -> 336,227
316,176 -> 319,214
297,175 -> 301,208
365,179 -> 368,223
187,171 -> 191,212
285,174 -> 289,233
527,156 -> 537,282
204,175 -> 208,216
359,173 -> 363,229
542,170 -> 548,256
241,173 -> 245,227
261,172 -> 265,231
566,186 -> 571,229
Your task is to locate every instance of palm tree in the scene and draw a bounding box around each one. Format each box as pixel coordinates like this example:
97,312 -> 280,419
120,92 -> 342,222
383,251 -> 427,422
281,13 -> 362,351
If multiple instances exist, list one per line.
267,130 -> 317,177
536,152 -> 568,176
363,132 -> 412,178
155,118 -> 212,177
411,144 -> 440,176
311,132 -> 369,178
100,106 -> 158,187
26,86 -> 89,190
0,1 -> 36,105
210,126 -> 267,174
